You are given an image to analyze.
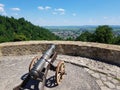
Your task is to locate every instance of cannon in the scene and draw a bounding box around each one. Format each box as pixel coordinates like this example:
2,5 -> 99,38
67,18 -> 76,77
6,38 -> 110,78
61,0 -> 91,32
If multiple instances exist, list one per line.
17,45 -> 65,90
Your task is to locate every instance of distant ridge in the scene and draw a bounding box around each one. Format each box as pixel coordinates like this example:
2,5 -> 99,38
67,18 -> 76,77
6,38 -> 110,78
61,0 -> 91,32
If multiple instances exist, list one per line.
44,25 -> 120,35
44,25 -> 120,30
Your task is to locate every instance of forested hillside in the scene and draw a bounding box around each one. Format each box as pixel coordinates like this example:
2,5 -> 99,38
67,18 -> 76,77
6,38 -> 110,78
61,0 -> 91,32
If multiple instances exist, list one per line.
0,15 -> 60,43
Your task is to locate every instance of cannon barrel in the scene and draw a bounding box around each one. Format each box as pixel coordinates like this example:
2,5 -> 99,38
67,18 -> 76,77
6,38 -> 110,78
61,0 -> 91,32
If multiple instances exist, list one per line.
30,45 -> 55,79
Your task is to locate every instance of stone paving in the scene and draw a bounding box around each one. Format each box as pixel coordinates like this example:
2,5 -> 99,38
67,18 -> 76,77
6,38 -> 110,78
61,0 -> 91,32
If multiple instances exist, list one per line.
0,54 -> 100,90
57,55 -> 120,90
0,54 -> 120,90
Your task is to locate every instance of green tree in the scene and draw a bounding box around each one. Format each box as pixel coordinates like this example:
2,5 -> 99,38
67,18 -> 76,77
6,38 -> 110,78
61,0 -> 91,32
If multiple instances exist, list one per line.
66,37 -> 74,41
94,25 -> 114,44
0,15 -> 60,43
114,36 -> 120,45
13,34 -> 27,41
76,31 -> 94,42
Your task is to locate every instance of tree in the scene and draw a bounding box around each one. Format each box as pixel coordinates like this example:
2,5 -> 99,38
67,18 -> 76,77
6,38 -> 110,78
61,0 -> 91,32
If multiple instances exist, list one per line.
114,36 -> 120,45
76,31 -> 94,42
13,34 -> 27,41
94,25 -> 114,44
0,15 -> 60,43
66,37 -> 74,41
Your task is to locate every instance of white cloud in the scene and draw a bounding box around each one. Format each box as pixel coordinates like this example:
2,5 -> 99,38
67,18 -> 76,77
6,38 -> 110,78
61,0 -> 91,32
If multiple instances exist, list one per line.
0,3 -> 4,12
0,4 -> 4,7
45,6 -> 51,10
54,8 -> 65,15
0,3 -> 7,15
0,7 -> 4,12
72,13 -> 76,16
38,6 -> 51,10
38,6 -> 65,15
37,6 -> 65,15
38,6 -> 44,10
11,8 -> 20,11
55,8 -> 65,12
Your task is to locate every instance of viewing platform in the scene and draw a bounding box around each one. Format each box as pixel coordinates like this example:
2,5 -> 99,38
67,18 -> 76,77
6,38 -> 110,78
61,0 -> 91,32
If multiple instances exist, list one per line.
0,41 -> 120,90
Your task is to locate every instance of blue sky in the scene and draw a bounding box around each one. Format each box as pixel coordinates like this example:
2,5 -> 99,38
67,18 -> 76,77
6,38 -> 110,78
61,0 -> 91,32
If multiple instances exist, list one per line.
0,0 -> 120,26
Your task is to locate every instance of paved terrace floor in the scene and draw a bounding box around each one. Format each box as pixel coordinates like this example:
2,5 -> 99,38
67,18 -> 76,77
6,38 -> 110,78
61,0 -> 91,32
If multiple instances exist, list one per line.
0,54 -> 120,90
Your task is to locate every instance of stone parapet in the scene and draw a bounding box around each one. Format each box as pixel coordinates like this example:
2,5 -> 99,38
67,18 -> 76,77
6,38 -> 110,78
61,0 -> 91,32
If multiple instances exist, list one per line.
0,41 -> 120,66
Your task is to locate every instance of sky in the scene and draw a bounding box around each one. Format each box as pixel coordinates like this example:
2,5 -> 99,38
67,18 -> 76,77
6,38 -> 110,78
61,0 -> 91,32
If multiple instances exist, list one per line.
0,0 -> 120,26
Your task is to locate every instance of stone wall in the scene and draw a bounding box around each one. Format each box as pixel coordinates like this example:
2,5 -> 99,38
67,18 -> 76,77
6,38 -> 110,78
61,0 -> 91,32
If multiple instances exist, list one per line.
0,41 -> 120,66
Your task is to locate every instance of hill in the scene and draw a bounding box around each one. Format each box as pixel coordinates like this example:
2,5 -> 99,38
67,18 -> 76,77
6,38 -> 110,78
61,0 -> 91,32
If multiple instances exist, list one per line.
0,15 -> 60,43
44,25 -> 120,40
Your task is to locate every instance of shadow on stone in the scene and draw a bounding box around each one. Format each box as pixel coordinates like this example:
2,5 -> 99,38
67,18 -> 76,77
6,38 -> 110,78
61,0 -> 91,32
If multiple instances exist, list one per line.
13,74 -> 58,90
13,73 -> 41,90
45,75 -> 58,88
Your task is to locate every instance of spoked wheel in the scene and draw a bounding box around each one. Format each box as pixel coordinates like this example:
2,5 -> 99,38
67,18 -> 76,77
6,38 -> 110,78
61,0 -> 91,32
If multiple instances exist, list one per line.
29,56 -> 40,72
55,61 -> 65,85
28,56 -> 46,90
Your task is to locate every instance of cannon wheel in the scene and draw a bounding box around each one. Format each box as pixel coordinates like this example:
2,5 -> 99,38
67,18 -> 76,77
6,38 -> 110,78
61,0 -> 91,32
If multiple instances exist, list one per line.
29,56 -> 40,72
28,56 -> 47,90
55,61 -> 65,85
